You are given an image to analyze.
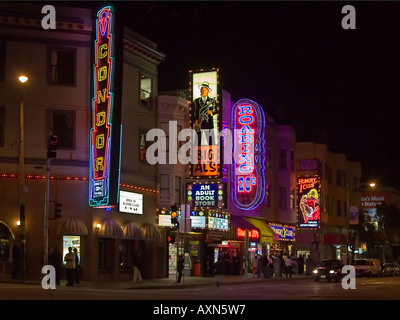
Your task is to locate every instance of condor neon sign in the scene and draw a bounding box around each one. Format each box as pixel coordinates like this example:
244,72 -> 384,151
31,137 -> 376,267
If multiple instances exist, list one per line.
89,6 -> 117,207
231,99 -> 265,210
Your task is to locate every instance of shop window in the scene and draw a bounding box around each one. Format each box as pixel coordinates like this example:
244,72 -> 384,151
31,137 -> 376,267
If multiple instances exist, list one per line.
140,75 -> 152,108
160,174 -> 170,199
48,47 -> 76,86
62,235 -> 81,265
0,224 -> 11,262
98,238 -> 113,271
48,110 -> 75,149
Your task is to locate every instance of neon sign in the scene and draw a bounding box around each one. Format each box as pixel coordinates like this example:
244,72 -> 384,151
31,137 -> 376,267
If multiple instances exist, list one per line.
236,227 -> 260,241
89,6 -> 116,207
231,99 -> 265,210
297,175 -> 321,229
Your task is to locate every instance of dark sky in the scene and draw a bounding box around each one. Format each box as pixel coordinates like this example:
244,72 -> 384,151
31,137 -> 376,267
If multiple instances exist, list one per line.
80,1 -> 400,189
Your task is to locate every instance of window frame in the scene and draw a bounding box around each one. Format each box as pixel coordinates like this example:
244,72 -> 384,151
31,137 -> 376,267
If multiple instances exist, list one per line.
47,109 -> 76,150
47,46 -> 77,86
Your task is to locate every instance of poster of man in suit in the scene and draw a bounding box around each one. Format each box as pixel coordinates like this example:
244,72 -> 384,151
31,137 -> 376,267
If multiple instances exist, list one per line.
190,69 -> 220,178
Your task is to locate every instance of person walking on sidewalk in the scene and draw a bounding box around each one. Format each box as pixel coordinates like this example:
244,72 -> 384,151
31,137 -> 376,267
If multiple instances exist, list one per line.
214,256 -> 224,287
133,251 -> 143,283
251,254 -> 259,278
284,255 -> 294,278
274,254 -> 282,278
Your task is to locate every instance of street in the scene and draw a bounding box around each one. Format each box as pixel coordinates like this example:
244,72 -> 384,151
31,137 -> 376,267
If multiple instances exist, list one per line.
1,276 -> 399,300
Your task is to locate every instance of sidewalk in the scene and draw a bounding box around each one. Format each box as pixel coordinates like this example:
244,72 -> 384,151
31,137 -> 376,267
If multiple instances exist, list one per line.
0,272 -> 311,290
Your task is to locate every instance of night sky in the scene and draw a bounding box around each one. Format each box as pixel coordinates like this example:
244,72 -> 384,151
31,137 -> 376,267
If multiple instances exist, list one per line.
78,1 -> 400,189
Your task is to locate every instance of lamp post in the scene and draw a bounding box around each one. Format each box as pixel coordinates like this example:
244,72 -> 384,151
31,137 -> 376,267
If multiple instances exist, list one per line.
18,75 -> 28,279
346,179 -> 375,262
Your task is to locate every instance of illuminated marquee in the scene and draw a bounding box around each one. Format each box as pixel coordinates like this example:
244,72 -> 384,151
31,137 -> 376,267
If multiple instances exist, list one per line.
231,99 -> 265,210
89,7 -> 117,207
187,183 -> 225,208
297,175 -> 321,229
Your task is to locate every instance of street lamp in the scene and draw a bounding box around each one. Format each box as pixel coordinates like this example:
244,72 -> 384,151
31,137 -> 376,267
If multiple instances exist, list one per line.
18,74 -> 28,279
346,179 -> 376,262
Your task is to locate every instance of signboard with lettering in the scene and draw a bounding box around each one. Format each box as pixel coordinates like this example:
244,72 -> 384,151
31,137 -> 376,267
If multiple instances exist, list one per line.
207,212 -> 229,231
297,175 -> 321,229
231,99 -> 266,210
269,224 -> 295,241
236,227 -> 260,241
187,183 -> 225,208
119,191 -> 143,214
89,6 -> 122,207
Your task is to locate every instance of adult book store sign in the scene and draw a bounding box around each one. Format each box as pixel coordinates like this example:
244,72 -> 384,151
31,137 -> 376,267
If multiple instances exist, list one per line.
187,183 -> 224,208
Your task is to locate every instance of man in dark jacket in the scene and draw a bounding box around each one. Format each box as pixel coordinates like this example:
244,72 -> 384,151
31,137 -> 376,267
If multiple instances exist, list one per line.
214,256 -> 224,287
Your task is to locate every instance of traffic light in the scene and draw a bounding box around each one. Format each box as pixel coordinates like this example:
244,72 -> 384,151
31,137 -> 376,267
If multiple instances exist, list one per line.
47,134 -> 58,159
54,202 -> 62,218
170,205 -> 179,228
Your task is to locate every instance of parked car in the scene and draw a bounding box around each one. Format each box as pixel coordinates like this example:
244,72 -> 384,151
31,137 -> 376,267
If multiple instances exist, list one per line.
353,259 -> 381,277
313,259 -> 344,282
381,263 -> 400,276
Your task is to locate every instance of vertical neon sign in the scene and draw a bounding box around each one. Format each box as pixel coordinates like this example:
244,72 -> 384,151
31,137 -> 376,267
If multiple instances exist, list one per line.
231,99 -> 265,210
89,6 -> 115,207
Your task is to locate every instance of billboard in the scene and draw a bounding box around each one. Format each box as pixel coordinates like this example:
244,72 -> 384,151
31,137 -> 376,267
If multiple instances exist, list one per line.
231,99 -> 266,210
89,6 -> 122,207
190,69 -> 220,178
297,175 -> 321,229
207,212 -> 229,231
186,183 -> 225,208
119,191 -> 143,214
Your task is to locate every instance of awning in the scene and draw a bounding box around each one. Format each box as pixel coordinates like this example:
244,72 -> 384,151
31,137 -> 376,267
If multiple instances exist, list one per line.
59,217 -> 88,236
244,217 -> 278,243
141,223 -> 161,241
97,218 -> 123,238
122,221 -> 144,240
230,215 -> 258,231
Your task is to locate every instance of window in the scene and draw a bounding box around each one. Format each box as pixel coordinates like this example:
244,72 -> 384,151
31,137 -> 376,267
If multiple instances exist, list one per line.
336,170 -> 344,186
0,43 -> 5,82
140,75 -> 152,108
160,174 -> 169,198
48,110 -> 75,149
174,176 -> 181,204
290,150 -> 295,172
0,106 -> 4,147
98,238 -> 113,271
265,184 -> 271,207
279,149 -> 287,170
48,47 -> 76,85
279,186 -> 288,209
0,224 -> 11,262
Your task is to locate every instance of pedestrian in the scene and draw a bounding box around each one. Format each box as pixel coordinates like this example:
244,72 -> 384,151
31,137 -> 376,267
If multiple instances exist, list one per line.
305,255 -> 314,276
176,255 -> 184,285
214,256 -> 224,287
266,255 -> 274,278
48,246 -> 62,285
274,254 -> 282,278
298,254 -> 305,274
251,254 -> 259,278
260,254 -> 268,278
133,251 -> 143,283
284,255 -> 293,278
73,248 -> 80,284
64,246 -> 75,286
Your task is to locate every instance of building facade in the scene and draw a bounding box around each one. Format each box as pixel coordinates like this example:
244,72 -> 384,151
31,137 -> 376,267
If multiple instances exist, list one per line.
0,3 -> 166,281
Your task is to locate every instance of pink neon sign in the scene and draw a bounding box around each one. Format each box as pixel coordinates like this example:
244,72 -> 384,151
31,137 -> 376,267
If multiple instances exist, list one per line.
231,99 -> 266,210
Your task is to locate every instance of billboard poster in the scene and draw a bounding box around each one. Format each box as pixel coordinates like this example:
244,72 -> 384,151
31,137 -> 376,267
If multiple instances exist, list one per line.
119,191 -> 143,214
231,99 -> 266,210
190,69 -> 220,178
297,175 -> 321,229
360,192 -> 390,221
